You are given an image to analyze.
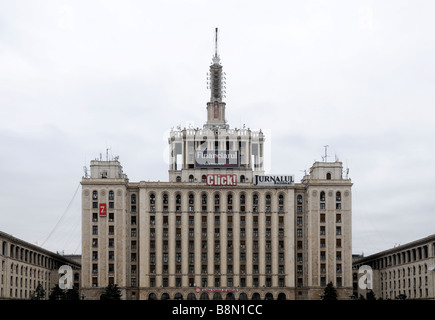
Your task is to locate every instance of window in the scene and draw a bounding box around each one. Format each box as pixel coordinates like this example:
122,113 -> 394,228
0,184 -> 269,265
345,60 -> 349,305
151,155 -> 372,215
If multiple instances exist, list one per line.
297,195 -> 302,204
278,194 -> 284,212
109,190 -> 114,201
214,194 -> 220,212
320,226 -> 326,235
240,194 -> 245,204
240,175 -> 245,183
320,239 -> 326,248
189,175 -> 194,182
326,172 -> 331,180
297,216 -> 303,226
176,176 -> 181,182
92,191 -> 98,200
336,192 -> 341,202
240,194 -> 246,212
320,191 -> 326,202
201,175 -> 206,183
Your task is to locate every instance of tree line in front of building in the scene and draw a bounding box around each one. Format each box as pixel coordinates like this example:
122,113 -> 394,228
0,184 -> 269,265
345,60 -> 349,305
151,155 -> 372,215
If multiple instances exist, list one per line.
29,283 -> 121,300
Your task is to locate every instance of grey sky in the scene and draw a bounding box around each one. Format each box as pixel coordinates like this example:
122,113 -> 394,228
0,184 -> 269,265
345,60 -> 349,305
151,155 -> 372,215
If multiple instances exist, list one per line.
1,1 -> 434,256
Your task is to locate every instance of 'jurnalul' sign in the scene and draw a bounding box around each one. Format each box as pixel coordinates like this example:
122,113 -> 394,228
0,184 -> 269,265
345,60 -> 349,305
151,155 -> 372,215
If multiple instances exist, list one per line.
254,175 -> 295,186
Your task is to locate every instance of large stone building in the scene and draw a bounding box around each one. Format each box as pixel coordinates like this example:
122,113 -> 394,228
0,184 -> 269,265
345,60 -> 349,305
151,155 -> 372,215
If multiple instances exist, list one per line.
80,29 -> 353,300
353,234 -> 435,300
0,231 -> 81,299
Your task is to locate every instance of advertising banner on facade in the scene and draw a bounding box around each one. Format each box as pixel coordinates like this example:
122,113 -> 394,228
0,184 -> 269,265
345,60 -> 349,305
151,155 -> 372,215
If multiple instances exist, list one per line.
195,150 -> 239,168
253,174 -> 295,186
99,203 -> 107,216
206,174 -> 237,186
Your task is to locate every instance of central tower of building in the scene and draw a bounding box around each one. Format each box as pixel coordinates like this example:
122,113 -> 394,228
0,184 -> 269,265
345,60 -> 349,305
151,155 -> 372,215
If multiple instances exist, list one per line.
168,28 -> 265,184
205,28 -> 227,130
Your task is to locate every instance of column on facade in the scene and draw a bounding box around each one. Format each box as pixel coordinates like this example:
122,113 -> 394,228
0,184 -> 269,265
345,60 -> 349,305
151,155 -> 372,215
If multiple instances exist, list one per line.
181,192 -> 189,287
138,188 -> 149,288
220,198 -> 227,288
155,193 -> 163,287
271,191 -> 279,287
245,192 -> 253,288
168,193 -> 176,287
258,193 -> 265,287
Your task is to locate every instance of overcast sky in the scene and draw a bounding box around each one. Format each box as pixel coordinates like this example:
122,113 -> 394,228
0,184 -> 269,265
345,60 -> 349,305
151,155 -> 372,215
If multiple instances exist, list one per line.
1,1 -> 434,256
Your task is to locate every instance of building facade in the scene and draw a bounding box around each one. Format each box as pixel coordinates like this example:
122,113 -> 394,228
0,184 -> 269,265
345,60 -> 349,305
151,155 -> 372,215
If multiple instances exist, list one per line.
80,30 -> 353,300
353,234 -> 435,300
0,231 -> 81,299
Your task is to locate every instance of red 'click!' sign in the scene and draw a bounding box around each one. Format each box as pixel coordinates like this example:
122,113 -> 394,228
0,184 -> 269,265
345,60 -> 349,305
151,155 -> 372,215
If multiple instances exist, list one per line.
99,203 -> 107,216
206,174 -> 237,186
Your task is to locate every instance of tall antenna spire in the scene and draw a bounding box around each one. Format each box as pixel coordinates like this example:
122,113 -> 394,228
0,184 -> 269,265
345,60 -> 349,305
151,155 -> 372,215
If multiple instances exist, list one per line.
215,27 -> 218,57
212,27 -> 220,65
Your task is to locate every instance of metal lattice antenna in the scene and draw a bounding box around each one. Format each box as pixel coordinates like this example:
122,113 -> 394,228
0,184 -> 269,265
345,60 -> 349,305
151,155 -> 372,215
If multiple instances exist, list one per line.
212,28 -> 220,65
215,27 -> 218,57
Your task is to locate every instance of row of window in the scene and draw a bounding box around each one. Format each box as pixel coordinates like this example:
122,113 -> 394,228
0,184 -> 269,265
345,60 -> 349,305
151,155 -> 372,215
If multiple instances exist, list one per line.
92,190 -> 116,201
319,191 -> 342,202
150,193 -> 285,205
148,277 -> 286,288
1,241 -> 61,269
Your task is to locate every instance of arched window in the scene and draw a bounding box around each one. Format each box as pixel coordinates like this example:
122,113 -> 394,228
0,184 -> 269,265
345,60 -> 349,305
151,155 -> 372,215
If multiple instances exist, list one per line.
108,190 -> 114,200
240,175 -> 245,183
240,194 -> 246,212
201,175 -> 207,183
253,194 -> 258,212
176,194 -> 181,205
214,194 -> 220,212
201,193 -> 207,204
326,172 -> 331,180
278,194 -> 284,212
92,190 -> 98,200
176,176 -> 181,182
150,194 -> 155,204
189,194 -> 194,205
189,175 -> 194,183
297,195 -> 303,204
320,191 -> 326,202
336,192 -> 341,202
227,194 -> 233,204
265,194 -> 271,212
163,194 -> 169,205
